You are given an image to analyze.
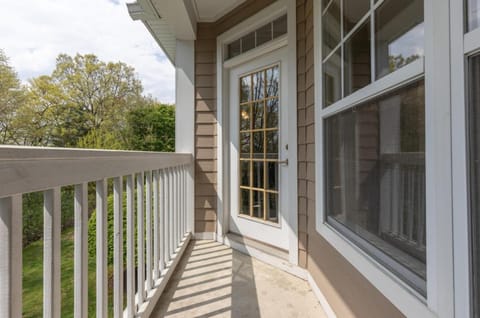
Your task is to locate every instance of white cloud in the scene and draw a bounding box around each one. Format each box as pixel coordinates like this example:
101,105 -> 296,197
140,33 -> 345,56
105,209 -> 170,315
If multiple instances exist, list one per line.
0,0 -> 175,103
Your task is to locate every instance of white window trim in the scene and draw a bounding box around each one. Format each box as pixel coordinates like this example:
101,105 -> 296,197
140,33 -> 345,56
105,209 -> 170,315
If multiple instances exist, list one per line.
450,1 -> 480,317
313,0 -> 455,317
216,0 -> 299,265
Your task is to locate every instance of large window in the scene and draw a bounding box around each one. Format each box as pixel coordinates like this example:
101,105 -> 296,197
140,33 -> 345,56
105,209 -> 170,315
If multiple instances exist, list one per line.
321,0 -> 426,295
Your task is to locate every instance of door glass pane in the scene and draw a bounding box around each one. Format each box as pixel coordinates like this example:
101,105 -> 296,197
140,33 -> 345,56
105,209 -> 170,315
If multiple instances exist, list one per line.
343,0 -> 370,36
323,48 -> 342,107
253,161 -> 264,189
240,161 -> 250,187
267,192 -> 278,222
467,0 -> 480,32
375,0 -> 424,79
253,102 -> 264,129
252,191 -> 265,218
344,20 -> 371,96
240,189 -> 250,215
322,0 -> 341,57
325,80 -> 426,295
241,76 -> 252,103
238,65 -> 280,223
468,54 -> 480,317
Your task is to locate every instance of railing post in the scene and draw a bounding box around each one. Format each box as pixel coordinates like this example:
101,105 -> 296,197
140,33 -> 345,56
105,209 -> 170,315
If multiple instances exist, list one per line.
74,183 -> 88,318
153,170 -> 160,281
0,195 -> 22,318
44,188 -> 61,318
136,172 -> 145,305
96,179 -> 108,318
160,169 -> 167,270
145,171 -> 153,292
126,175 -> 135,317
113,177 -> 124,318
168,168 -> 174,256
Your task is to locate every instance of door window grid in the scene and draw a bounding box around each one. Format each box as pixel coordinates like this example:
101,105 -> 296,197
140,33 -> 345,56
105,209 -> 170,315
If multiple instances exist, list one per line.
239,65 -> 280,223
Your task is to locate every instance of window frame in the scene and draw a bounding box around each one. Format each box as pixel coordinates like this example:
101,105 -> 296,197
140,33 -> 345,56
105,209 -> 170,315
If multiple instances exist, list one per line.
314,0 -> 455,316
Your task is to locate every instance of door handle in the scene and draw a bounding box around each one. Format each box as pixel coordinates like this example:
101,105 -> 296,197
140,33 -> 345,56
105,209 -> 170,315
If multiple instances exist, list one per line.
278,159 -> 289,166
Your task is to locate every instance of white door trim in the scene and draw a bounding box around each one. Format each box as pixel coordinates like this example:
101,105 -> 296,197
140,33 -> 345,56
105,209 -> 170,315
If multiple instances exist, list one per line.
216,0 -> 298,265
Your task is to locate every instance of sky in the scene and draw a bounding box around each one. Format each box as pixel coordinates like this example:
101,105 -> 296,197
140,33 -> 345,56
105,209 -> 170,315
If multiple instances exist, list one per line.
0,0 -> 175,103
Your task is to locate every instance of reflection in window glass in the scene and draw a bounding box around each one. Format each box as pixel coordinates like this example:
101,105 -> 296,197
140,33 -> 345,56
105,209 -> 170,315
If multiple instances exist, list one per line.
468,54 -> 480,317
467,0 -> 480,32
267,193 -> 278,222
344,20 -> 371,96
228,40 -> 241,59
343,0 -> 370,36
323,48 -> 342,107
252,191 -> 264,218
266,66 -> 279,97
241,76 -> 251,103
322,0 -> 341,57
375,0 -> 424,79
273,15 -> 288,38
240,189 -> 250,215
257,23 -> 273,46
325,81 -> 426,295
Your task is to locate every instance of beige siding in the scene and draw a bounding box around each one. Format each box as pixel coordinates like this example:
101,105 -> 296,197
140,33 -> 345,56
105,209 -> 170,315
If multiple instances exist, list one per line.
296,0 -> 405,317
193,0 -> 276,233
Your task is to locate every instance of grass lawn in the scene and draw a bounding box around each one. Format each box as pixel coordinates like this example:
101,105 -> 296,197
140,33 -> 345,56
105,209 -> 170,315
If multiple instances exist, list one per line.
22,228 -> 114,317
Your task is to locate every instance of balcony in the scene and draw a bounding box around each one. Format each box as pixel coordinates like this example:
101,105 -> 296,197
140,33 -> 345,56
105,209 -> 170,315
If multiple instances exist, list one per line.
0,146 -> 326,317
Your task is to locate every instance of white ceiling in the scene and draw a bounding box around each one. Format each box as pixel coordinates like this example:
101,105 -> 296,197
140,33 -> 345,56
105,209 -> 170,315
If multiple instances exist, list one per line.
192,0 -> 247,22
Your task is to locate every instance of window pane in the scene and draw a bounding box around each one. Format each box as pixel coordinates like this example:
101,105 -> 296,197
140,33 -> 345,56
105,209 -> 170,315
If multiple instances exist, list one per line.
273,15 -> 287,38
240,132 -> 250,158
241,76 -> 251,103
322,0 -> 341,57
267,192 -> 278,222
343,0 -> 370,36
240,104 -> 250,131
325,80 -> 426,295
469,54 -> 480,317
240,161 -> 250,187
266,66 -> 279,97
240,189 -> 250,215
257,23 -> 272,46
252,191 -> 264,218
253,131 -> 264,158
344,20 -> 371,96
375,0 -> 424,79
253,102 -> 264,130
267,162 -> 278,191
253,70 -> 265,101
253,161 -> 264,189
323,48 -> 342,107
467,0 -> 480,32
228,40 -> 241,59
266,131 -> 278,159
241,31 -> 256,52
266,99 -> 279,128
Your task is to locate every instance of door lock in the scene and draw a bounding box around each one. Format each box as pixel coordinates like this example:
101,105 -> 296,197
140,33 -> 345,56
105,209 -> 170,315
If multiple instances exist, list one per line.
278,159 -> 289,166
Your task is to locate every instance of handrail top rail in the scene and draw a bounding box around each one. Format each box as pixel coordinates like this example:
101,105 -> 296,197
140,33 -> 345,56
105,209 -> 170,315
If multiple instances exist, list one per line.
0,146 -> 193,198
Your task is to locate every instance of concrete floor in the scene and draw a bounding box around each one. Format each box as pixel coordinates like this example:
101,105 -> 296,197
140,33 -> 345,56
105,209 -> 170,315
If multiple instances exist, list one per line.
151,240 -> 327,318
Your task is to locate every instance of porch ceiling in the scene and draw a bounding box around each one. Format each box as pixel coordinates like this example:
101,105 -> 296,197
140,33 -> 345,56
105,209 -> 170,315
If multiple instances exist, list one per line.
192,0 -> 246,22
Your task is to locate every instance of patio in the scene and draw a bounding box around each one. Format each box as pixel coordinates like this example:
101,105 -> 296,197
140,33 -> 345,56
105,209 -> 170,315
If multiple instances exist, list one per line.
151,240 -> 326,318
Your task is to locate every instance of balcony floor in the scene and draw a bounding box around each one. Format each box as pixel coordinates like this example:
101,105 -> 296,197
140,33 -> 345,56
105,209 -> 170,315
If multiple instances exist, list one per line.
151,240 -> 327,318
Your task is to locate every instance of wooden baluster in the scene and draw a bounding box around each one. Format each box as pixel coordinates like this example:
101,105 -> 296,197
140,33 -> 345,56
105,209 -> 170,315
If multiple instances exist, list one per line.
137,172 -> 145,305
146,171 -> 153,292
126,175 -> 135,317
44,188 -> 61,318
153,170 -> 160,281
96,179 -> 108,318
74,183 -> 88,318
113,177 -> 124,318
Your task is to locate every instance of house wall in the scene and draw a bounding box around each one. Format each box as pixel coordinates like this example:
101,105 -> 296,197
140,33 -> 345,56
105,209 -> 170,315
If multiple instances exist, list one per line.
296,0 -> 404,317
194,0 -> 405,316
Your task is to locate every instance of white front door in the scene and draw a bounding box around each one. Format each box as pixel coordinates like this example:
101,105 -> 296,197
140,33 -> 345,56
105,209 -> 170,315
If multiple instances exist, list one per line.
229,47 -> 290,250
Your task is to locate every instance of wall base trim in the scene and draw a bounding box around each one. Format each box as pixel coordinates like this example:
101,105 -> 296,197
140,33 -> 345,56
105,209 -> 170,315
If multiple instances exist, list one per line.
194,232 -> 216,240
307,273 -> 337,318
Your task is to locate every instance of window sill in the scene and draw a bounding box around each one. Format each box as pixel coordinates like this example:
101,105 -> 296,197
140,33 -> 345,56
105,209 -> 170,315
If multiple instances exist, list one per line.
314,218 -> 435,317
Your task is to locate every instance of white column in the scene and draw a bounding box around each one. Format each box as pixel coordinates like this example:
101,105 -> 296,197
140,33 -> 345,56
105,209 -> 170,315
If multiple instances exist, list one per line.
175,39 -> 195,235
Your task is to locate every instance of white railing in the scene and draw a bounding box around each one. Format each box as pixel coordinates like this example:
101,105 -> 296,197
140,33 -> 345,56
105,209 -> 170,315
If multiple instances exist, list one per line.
0,146 -> 194,318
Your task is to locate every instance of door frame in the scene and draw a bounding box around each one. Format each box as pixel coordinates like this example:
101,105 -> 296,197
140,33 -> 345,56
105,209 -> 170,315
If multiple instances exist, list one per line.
215,0 -> 299,265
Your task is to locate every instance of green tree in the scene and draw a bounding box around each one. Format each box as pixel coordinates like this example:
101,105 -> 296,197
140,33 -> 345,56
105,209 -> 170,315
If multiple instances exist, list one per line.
126,101 -> 175,152
0,49 -> 27,144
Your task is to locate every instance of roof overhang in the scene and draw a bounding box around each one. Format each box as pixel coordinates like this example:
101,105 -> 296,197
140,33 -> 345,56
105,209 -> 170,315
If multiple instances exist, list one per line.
127,0 -> 197,65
